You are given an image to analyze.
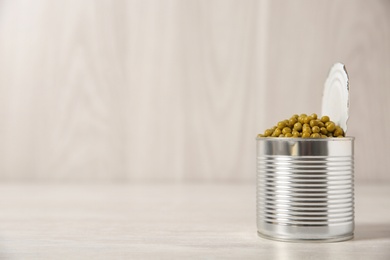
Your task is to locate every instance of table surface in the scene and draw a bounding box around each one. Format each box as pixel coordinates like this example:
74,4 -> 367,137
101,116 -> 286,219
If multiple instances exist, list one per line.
1,183 -> 389,259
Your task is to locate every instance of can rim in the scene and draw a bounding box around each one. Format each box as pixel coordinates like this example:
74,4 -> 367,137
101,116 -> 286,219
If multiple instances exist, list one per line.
256,136 -> 355,141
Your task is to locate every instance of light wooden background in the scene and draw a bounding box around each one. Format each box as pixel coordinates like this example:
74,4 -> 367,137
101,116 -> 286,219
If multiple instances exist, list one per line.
0,0 -> 389,182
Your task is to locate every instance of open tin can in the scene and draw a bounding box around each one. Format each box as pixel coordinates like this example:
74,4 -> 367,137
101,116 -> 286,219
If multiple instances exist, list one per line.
256,64 -> 354,242
256,137 -> 354,242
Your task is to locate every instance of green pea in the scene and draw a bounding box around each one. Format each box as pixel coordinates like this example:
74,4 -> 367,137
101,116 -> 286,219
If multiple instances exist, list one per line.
279,134 -> 285,137
264,129 -> 272,137
293,122 -> 302,131
326,122 -> 336,132
334,127 -> 344,137
277,121 -> 286,129
303,125 -> 312,134
289,117 -> 297,127
282,127 -> 292,134
320,127 -> 328,135
292,131 -> 300,138
310,120 -> 319,127
311,133 -> 321,138
312,126 -> 320,133
321,116 -> 330,123
272,128 -> 282,137
318,121 -> 325,128
285,132 -> 293,137
310,113 -> 318,120
302,132 -> 311,138
303,116 -> 312,124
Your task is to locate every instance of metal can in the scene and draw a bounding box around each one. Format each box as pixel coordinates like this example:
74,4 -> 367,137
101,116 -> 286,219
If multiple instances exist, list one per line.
256,137 -> 354,242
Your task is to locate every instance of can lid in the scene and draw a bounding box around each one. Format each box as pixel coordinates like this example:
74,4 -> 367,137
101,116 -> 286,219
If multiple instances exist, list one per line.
321,63 -> 350,133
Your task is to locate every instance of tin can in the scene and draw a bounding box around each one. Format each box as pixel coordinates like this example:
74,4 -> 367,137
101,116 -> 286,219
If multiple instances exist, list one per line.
256,137 -> 354,242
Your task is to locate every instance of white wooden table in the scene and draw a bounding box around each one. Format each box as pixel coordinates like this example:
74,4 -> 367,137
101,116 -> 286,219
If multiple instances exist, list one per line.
1,183 -> 389,259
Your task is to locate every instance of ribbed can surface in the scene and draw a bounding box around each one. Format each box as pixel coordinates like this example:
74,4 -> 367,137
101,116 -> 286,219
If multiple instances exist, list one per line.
256,137 -> 354,242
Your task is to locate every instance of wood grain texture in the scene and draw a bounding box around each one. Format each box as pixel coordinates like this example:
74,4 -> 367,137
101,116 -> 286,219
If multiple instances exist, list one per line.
0,183 -> 390,259
0,0 -> 389,182
121,0 -> 265,181
0,0 -> 129,181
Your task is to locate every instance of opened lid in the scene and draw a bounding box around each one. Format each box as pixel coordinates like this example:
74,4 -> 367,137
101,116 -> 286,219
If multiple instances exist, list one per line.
321,63 -> 350,133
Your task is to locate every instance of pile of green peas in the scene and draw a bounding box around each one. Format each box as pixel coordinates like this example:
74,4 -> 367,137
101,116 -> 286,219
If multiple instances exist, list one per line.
257,113 -> 345,138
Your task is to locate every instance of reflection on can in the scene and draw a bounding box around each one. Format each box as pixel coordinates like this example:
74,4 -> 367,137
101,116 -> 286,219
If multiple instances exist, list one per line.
256,137 -> 354,242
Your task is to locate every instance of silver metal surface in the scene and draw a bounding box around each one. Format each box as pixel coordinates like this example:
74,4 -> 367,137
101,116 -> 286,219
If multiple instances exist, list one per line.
256,137 -> 354,242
